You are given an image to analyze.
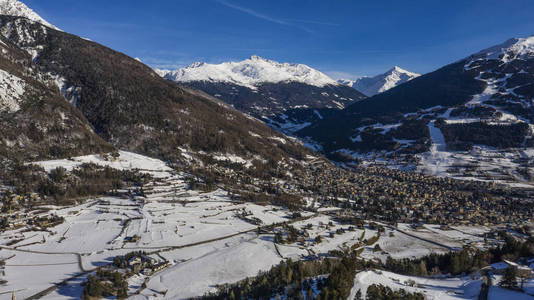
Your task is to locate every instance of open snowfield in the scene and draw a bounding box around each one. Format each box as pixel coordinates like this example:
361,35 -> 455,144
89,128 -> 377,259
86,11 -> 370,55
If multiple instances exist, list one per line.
347,260 -> 534,300
417,144 -> 534,188
371,228 -> 450,260
488,274 -> 534,300
349,270 -> 482,300
33,151 -> 174,178
133,233 -> 282,299
488,286 -> 534,300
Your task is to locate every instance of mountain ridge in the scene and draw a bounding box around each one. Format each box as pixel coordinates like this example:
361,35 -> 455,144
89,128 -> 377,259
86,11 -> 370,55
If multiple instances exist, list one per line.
338,66 -> 420,96
0,0 -> 58,29
157,55 -> 339,89
158,56 -> 366,135
0,31 -> 112,160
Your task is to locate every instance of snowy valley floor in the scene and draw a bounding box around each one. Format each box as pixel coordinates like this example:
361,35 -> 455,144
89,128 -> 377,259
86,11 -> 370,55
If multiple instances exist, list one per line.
0,152 -> 530,299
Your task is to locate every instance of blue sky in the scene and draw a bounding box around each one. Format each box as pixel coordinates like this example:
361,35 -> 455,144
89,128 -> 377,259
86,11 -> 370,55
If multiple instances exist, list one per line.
25,0 -> 534,78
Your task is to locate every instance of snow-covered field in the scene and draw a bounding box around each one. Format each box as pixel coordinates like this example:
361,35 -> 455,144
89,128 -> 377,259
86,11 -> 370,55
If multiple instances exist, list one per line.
349,270 -> 482,300
33,151 -> 173,178
417,145 -> 534,188
488,274 -> 534,300
0,191 -> 293,299
347,256 -> 534,300
488,286 -> 534,300
133,234 -> 282,299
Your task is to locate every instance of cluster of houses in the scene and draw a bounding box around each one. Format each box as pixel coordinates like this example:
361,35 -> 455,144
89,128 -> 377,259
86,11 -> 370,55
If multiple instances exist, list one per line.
113,252 -> 170,276
0,211 -> 64,232
203,154 -> 533,227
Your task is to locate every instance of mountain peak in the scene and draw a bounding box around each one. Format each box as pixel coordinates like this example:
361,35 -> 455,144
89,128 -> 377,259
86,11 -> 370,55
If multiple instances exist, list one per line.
0,0 -> 58,29
158,56 -> 338,89
386,66 -> 419,77
249,55 -> 269,61
188,61 -> 205,68
338,67 -> 420,96
471,35 -> 534,63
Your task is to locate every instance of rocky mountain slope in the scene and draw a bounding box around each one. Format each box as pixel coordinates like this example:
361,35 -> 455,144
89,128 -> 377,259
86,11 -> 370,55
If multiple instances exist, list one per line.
338,66 -> 420,96
300,36 -> 534,186
0,15 -> 314,172
0,30 -> 112,161
158,56 -> 366,134
0,0 -> 57,29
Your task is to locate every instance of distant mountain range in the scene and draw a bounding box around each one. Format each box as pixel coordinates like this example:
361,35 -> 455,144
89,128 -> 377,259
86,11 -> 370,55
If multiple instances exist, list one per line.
156,55 -> 339,89
157,59 -> 420,135
157,56 -> 367,134
338,66 -> 420,96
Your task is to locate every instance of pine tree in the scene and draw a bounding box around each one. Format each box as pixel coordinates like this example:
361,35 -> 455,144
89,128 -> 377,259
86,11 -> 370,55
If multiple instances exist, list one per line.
419,260 -> 428,276
451,255 -> 461,275
517,268 -> 532,290
500,266 -> 518,289
354,289 -> 362,300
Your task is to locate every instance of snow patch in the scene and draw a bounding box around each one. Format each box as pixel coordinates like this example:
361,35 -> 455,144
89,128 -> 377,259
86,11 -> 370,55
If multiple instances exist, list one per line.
0,69 -> 26,112
31,151 -> 173,178
349,270 -> 481,300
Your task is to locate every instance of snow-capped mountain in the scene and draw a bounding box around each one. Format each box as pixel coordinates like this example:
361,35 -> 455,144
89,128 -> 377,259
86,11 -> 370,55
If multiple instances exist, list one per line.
339,66 -> 420,96
469,36 -> 534,63
157,55 -> 338,89
337,79 -> 356,87
301,35 -> 534,186
158,56 -> 366,135
0,0 -> 57,29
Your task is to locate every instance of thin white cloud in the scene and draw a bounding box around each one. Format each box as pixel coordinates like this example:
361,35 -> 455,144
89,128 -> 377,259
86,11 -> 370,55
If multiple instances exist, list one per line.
215,0 -> 315,33
216,0 -> 289,25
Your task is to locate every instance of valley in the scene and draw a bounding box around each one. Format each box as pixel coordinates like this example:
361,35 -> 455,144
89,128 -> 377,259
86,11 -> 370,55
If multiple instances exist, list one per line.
0,1 -> 532,299
1,152 -> 531,299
